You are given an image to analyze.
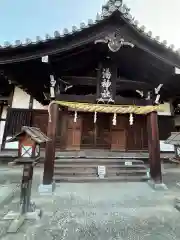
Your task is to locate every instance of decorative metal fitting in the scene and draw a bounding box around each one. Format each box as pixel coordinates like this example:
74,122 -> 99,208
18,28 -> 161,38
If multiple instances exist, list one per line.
95,32 -> 134,52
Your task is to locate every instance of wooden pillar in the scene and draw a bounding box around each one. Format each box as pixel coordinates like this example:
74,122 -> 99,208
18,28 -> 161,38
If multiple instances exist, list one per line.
43,103 -> 59,185
147,111 -> 162,183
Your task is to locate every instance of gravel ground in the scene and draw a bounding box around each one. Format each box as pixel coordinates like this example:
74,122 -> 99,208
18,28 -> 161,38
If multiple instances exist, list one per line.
0,165 -> 180,239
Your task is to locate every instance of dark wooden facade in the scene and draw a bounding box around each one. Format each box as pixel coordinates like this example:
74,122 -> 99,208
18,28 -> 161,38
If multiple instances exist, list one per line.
2,108 -> 148,151
1,0 -> 180,184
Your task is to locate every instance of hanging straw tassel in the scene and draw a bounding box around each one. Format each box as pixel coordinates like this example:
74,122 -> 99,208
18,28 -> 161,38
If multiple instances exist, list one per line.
129,113 -> 134,125
74,111 -> 77,123
112,113 -> 117,126
94,112 -> 97,123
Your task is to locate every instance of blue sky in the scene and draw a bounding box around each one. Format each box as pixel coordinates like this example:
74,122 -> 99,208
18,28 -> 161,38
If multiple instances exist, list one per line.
0,0 -> 180,48
0,0 -> 105,44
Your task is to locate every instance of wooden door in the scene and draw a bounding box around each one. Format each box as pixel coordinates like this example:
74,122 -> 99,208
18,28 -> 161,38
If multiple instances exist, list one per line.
81,113 -> 94,148
31,110 -> 62,149
141,116 -> 148,150
127,115 -> 148,151
31,110 -> 48,148
96,113 -> 111,149
66,113 -> 82,150
111,115 -> 128,151
81,113 -> 111,149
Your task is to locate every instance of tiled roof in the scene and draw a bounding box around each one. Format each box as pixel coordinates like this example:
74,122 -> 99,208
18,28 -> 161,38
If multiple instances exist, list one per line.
1,0 -> 180,56
6,126 -> 50,144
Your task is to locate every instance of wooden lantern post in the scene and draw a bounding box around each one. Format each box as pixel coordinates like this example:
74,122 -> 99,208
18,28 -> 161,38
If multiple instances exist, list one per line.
4,126 -> 50,233
147,111 -> 162,183
18,133 -> 41,212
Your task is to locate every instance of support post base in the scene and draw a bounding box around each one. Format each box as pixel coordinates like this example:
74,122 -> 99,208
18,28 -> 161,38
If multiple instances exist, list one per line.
38,182 -> 56,195
176,182 -> 180,188
148,179 -> 168,190
174,198 -> 180,212
4,209 -> 41,233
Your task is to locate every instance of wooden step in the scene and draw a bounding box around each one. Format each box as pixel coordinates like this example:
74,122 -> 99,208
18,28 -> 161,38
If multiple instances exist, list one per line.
53,175 -> 149,183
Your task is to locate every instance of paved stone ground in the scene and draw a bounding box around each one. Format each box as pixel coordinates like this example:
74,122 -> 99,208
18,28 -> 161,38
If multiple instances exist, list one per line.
0,166 -> 180,239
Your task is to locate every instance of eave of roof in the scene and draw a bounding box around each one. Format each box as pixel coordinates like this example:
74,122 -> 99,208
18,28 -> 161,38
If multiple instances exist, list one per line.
1,0 -> 180,58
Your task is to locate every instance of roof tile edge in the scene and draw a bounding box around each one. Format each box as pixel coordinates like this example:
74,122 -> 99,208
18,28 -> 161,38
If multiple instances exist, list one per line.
1,0 -> 180,56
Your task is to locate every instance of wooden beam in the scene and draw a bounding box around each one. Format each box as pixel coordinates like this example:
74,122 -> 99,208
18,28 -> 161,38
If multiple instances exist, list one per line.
96,63 -> 102,99
61,76 -> 96,86
147,111 -> 162,183
43,103 -> 59,185
56,94 -> 96,103
56,94 -> 153,105
0,97 -> 11,101
111,64 -> 117,100
116,78 -> 152,90
60,76 -> 153,91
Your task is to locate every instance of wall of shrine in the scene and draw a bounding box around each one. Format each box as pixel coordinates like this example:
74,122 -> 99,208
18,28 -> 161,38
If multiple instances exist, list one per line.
0,87 -> 48,149
12,87 -> 47,110
12,87 -> 30,109
0,87 -> 176,152
0,106 -> 7,147
157,102 -> 172,116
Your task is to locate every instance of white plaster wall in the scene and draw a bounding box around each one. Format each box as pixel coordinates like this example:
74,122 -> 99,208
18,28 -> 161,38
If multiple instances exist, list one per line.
11,87 -> 48,110
1,106 -> 7,119
0,106 -> 7,146
158,102 -> 172,116
12,87 -> 30,109
0,121 -> 6,146
33,99 -> 46,109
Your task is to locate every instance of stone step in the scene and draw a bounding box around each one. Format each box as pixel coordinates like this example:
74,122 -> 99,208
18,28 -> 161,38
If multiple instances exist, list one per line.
53,156 -> 148,182
53,175 -> 149,183
54,164 -> 147,169
54,158 -> 145,164
54,168 -> 147,175
55,156 -> 149,160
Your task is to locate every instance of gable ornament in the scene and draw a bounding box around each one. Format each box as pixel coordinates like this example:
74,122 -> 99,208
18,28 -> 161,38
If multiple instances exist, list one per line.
95,32 -> 134,52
